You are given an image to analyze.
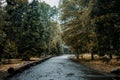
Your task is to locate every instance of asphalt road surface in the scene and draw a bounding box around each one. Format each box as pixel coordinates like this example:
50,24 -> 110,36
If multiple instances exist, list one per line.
9,55 -> 119,80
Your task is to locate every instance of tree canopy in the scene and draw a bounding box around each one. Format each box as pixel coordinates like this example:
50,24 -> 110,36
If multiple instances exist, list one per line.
0,0 -> 63,61
60,0 -> 120,59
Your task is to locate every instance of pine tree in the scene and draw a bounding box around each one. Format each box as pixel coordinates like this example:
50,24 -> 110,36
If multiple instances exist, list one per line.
88,0 -> 120,58
0,0 -> 7,61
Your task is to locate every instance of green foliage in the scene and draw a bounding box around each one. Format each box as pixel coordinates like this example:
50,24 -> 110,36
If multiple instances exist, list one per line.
0,0 -> 7,61
0,0 -> 63,61
60,0 -> 91,59
60,0 -> 120,59
88,0 -> 120,58
3,39 -> 18,59
49,22 -> 63,55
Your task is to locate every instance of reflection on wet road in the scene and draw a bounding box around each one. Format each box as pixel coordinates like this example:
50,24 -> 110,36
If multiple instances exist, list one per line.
9,55 -> 118,80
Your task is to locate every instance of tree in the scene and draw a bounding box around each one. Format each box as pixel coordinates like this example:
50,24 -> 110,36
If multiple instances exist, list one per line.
17,0 -> 62,58
0,0 -> 62,61
49,22 -> 63,55
0,0 -> 6,61
60,0 -> 120,60
87,0 -> 120,59
3,0 -> 29,59
60,0 -> 90,59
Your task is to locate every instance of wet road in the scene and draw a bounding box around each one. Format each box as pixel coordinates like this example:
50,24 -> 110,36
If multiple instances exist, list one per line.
9,55 -> 117,80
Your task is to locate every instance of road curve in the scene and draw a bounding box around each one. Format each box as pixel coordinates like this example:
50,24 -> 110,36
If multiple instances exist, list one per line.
9,55 -> 117,80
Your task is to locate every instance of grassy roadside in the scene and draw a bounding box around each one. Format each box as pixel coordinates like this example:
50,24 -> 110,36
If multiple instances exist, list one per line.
70,54 -> 120,74
0,55 -> 52,79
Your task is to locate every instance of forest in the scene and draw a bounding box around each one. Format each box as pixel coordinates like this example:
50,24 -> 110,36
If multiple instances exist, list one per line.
0,0 -> 63,62
0,0 -> 120,63
60,0 -> 120,60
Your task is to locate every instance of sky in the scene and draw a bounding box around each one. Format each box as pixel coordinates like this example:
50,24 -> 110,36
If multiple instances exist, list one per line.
43,0 -> 60,7
29,0 -> 60,7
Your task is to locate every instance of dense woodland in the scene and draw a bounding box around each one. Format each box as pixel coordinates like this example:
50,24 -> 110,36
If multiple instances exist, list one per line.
0,0 -> 63,61
0,0 -> 120,63
60,0 -> 120,59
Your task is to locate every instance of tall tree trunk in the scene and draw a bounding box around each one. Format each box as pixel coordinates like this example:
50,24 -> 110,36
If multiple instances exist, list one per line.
109,53 -> 112,59
0,45 -> 3,62
76,54 -> 79,59
91,53 -> 94,60
0,54 -> 1,62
